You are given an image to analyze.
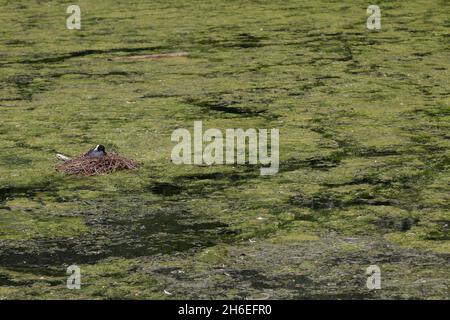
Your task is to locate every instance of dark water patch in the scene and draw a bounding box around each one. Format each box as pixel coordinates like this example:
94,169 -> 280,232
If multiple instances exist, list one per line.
287,79 -> 326,97
141,93 -> 185,99
301,32 -> 379,64
234,33 -> 264,48
289,192 -> 343,210
0,269 -> 62,287
270,274 -> 314,290
224,269 -> 314,292
0,206 -> 233,268
177,170 -> 257,182
4,265 -> 66,278
296,292 -> 376,300
171,169 -> 260,197
105,211 -> 230,259
0,177 -> 70,204
315,75 -> 341,80
414,103 -> 450,117
280,153 -> 344,173
153,266 -> 183,275
426,233 -> 450,241
197,33 -> 264,49
0,274 -> 33,287
15,45 -> 167,64
424,220 -> 450,241
413,52 -> 432,57
349,146 -> 405,157
49,70 -> 143,79
7,74 -> 32,86
4,72 -> 52,101
308,126 -> 353,149
226,269 -> 270,290
0,184 -> 50,203
6,74 -> 35,101
1,155 -> 33,166
293,212 -> 320,222
146,182 -> 183,196
337,38 -> 353,62
409,135 -> 449,153
3,39 -> 33,46
289,190 -> 399,211
372,217 -> 419,232
341,189 -> 400,207
322,176 -> 393,188
14,140 -> 57,153
305,156 -> 342,169
184,98 -> 267,117
0,97 -> 24,102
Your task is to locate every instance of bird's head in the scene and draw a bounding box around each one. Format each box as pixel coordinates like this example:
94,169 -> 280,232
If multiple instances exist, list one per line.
94,144 -> 106,153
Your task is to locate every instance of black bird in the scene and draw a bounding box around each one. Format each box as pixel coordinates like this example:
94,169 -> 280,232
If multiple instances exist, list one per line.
85,144 -> 107,158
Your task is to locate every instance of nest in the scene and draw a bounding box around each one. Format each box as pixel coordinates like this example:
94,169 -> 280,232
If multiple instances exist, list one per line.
56,153 -> 138,176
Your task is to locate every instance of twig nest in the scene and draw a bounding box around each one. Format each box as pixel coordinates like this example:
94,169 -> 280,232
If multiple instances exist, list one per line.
56,153 -> 138,176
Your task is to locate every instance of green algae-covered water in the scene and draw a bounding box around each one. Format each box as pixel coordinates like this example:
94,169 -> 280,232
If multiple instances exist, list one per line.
0,0 -> 448,299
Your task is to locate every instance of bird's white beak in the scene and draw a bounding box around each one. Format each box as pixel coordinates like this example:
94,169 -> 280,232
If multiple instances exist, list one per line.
94,145 -> 100,151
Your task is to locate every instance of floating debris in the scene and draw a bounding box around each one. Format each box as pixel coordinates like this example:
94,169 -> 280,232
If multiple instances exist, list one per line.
164,289 -> 173,295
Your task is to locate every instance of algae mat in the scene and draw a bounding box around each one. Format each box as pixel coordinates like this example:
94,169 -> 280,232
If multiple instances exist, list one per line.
0,0 -> 449,299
